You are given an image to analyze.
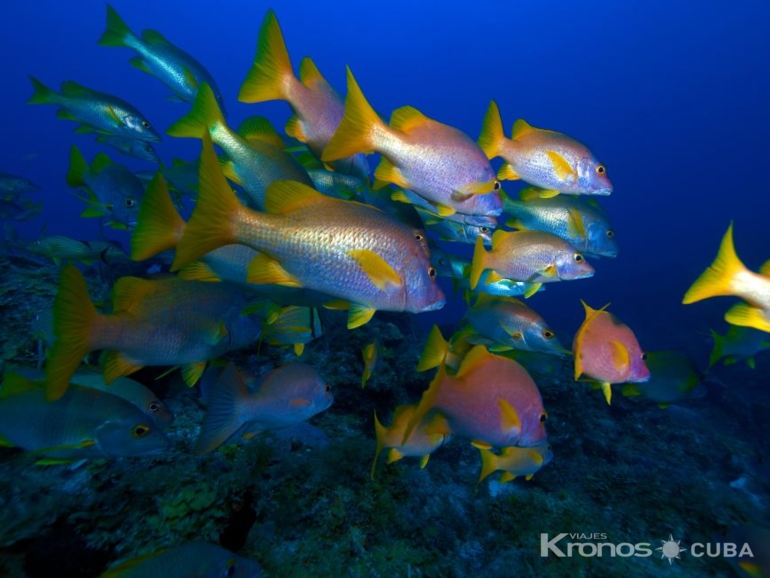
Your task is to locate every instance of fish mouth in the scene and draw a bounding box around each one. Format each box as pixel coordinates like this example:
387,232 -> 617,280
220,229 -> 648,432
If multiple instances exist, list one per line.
591,187 -> 613,196
421,298 -> 446,312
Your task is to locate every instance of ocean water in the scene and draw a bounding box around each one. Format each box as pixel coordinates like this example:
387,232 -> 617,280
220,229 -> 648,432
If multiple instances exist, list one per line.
0,1 -> 768,576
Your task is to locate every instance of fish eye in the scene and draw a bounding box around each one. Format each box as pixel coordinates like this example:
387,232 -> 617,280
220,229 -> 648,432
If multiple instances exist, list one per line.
641,352 -> 647,361
428,267 -> 436,278
106,203 -> 114,211
325,384 -> 331,393
542,329 -> 555,339
125,198 -> 136,208
149,402 -> 160,413
479,226 -> 490,233
142,120 -> 151,129
513,331 -> 522,340
573,253 -> 584,263
493,180 -> 501,191
132,424 -> 150,438
539,413 -> 548,423
223,559 -> 237,577
414,232 -> 424,241
596,164 -> 606,175
606,230 -> 614,238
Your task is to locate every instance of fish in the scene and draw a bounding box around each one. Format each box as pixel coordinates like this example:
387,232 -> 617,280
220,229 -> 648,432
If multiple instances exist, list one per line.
0,373 -> 170,460
477,442 -> 553,484
322,68 -> 502,217
160,133 -> 444,329
572,301 -> 650,404
414,206 -> 494,245
23,236 -> 127,266
167,82 -> 313,210
469,230 -> 594,290
478,100 -> 612,196
135,158 -> 200,198
709,325 -> 770,369
238,10 -> 369,180
621,350 -> 703,406
98,542 -> 262,578
44,265 -> 265,401
0,171 -> 40,198
502,188 -> 618,258
361,339 -> 379,388
464,294 -> 568,356
95,134 -> 160,163
307,168 -> 369,200
683,223 -> 770,333
67,145 -> 146,229
98,5 -> 226,114
0,198 -> 42,222
259,304 -> 324,356
371,405 -> 451,479
27,76 -> 160,142
195,362 -> 333,454
404,345 -> 549,449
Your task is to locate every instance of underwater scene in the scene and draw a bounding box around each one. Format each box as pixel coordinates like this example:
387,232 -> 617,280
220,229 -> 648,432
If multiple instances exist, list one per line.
0,0 -> 769,576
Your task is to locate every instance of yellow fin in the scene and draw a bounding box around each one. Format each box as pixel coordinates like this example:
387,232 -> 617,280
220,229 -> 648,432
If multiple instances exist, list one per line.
469,235 -> 487,290
518,186 -> 544,201
402,365 -> 447,446
512,118 -> 536,139
545,151 -> 576,181
497,162 -> 519,180
471,440 -> 493,450
237,116 -> 285,149
725,303 -> 770,333
293,343 -> 304,356
0,373 -> 42,399
609,339 -> 630,370
299,56 -> 325,86
131,172 -> 185,261
500,472 -> 516,484
456,344 -> 493,379
348,249 -> 402,291
371,411 -> 386,479
477,446 -> 497,483
182,362 -> 207,386
498,399 -> 521,433
683,222 -> 745,304
166,82 -> 224,139
265,179 -> 331,215
760,258 -> 770,277
538,189 -> 560,199
106,105 -> 124,127
434,203 -> 456,217
477,100 -> 504,160
111,276 -> 156,313
347,304 -> 376,329
178,261 -> 221,282
523,282 -> 542,299
567,207 -> 586,239
387,448 -> 404,464
102,351 -> 143,384
417,325 -> 449,372
390,105 -> 430,132
284,115 -> 306,141
601,382 -> 612,405
219,159 -> 242,186
419,454 -> 430,469
247,253 -> 302,287
374,157 -> 409,189
323,299 -> 350,311
238,9 -> 293,103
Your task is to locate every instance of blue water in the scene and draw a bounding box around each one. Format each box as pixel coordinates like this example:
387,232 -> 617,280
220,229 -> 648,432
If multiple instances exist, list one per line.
1,1 -> 769,576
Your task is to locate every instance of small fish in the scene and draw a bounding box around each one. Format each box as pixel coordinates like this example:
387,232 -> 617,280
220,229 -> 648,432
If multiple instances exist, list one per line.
478,100 -> 612,196
621,350 -> 703,406
322,68 -> 502,217
27,76 -> 160,142
709,325 -> 770,369
683,223 -> 770,333
99,5 -> 226,115
0,373 -> 170,460
259,304 -> 324,356
477,442 -> 553,484
307,168 -> 369,200
96,134 -> 160,163
572,301 -> 650,404
98,542 -> 262,578
0,171 -> 40,198
371,405 -> 451,479
361,338 -> 380,388
469,230 -> 594,290
167,82 -> 313,210
44,265 -> 265,400
464,294 -> 568,356
239,10 -> 369,180
136,158 -> 200,198
195,362 -> 333,454
67,145 -> 146,229
415,206 -> 494,245
24,235 -> 127,265
404,345 -> 549,449
502,188 -> 618,258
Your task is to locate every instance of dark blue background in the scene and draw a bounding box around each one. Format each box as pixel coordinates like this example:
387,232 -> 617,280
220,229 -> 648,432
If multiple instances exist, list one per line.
1,0 -> 768,362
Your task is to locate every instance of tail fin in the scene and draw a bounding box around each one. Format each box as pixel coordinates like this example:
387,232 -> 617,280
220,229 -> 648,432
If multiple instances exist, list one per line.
416,325 -> 449,372
469,235 -> 487,290
321,67 -> 382,161
45,265 -> 99,401
171,132 -> 242,271
238,9 -> 294,103
401,365 -> 445,446
131,172 -> 186,261
167,83 -> 225,140
98,5 -> 138,48
371,411 -> 387,479
477,100 -> 505,160
477,447 -> 498,483
195,362 -> 248,454
66,145 -> 89,188
708,329 -> 724,368
27,76 -> 57,105
683,223 -> 746,304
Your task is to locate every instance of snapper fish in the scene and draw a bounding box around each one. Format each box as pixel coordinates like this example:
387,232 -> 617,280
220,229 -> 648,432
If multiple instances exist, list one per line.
195,362 -> 333,454
572,301 -> 650,404
239,10 -> 369,180
683,222 -> 770,334
621,350 -> 703,406
27,77 -> 160,142
477,442 -> 553,484
99,5 -> 226,114
24,235 -> 128,266
478,100 -> 612,196
95,134 -> 160,163
0,171 -> 39,198
322,68 -> 502,217
709,325 -> 770,369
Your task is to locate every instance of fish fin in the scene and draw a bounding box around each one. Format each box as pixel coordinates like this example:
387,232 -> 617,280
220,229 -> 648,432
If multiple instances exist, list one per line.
285,115 -> 306,142
621,384 -> 642,396
386,448 -> 404,464
247,253 -> 302,286
374,157 -> 409,189
434,203 -> 456,217
608,339 -> 630,370
323,300 -> 350,311
347,303 -> 376,329
497,399 -> 521,433
500,472 -> 517,484
45,265 -> 98,401
390,189 -> 411,204
456,345 -> 493,378
182,362 -> 208,386
707,328 -> 723,368
73,124 -> 97,134
725,303 -> 770,333
518,186 -> 543,201
477,100 -> 505,160
294,343 -> 304,356
419,454 -> 430,469
182,67 -> 199,90
90,153 -> 112,174
759,258 -> 770,277
390,105 -> 430,133
195,362 -> 248,454
511,118 -> 536,139
477,446 -> 497,483
265,179 -> 332,215
129,57 -> 152,74
523,282 -> 542,299
348,249 -> 402,291
469,235 -> 488,290
601,382 -> 612,405
27,76 -> 56,105
682,222 -> 746,304
111,276 -> 156,313
497,162 -> 519,181
105,105 -> 124,127
56,109 -> 77,121
167,82 -> 224,139
219,159 -> 242,186
417,325 -> 450,372
0,372 -> 44,399
141,29 -> 172,46
402,365 -> 447,445
102,351 -> 143,384
371,411 -> 387,479
60,80 -> 92,97
737,561 -> 763,577
545,151 -> 576,182
299,56 -> 326,87
746,357 -> 756,369
238,9 -> 294,103
471,440 -> 493,450
171,133 -> 240,271
98,5 -> 136,47
538,189 -> 561,199
567,208 -> 586,239
66,145 -> 89,188
723,356 -> 737,366
322,67 -> 383,161
130,172 -> 185,261
237,116 -> 285,149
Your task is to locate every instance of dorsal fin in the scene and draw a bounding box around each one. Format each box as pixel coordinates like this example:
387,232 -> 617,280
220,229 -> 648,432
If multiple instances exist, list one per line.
299,56 -> 326,86
456,345 -> 493,379
91,153 -> 113,173
265,180 -> 335,215
390,105 -> 430,133
111,276 -> 157,313
141,29 -> 171,46
237,116 -> 285,149
512,118 -> 536,139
